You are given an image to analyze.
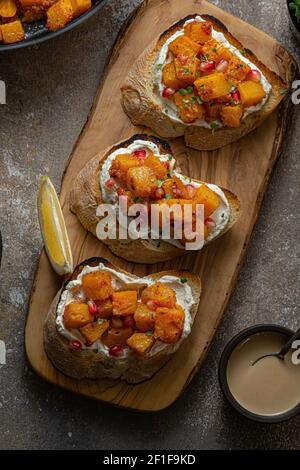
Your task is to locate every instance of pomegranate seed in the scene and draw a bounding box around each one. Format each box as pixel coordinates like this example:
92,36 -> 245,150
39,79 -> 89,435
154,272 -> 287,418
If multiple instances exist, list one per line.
87,300 -> 98,316
111,317 -> 123,328
147,300 -> 161,310
117,187 -> 125,196
231,90 -> 240,104
163,161 -> 170,168
70,339 -> 82,351
216,59 -> 229,72
172,186 -> 182,198
185,184 -> 196,198
162,87 -> 175,98
200,61 -> 215,73
133,149 -> 147,160
246,69 -> 261,82
123,316 -> 135,328
151,188 -> 165,200
105,177 -> 115,190
109,345 -> 124,357
205,217 -> 216,228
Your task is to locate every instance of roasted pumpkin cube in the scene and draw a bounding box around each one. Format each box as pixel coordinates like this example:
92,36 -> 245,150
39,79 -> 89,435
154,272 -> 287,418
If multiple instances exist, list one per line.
216,44 -> 235,62
80,319 -> 109,346
134,304 -> 155,332
126,166 -> 158,197
201,39 -> 221,62
0,0 -> 17,18
168,35 -> 200,58
70,0 -> 91,17
141,282 -> 176,309
113,153 -> 141,179
0,20 -> 24,44
203,101 -> 222,123
194,72 -> 231,102
193,184 -> 219,217
82,271 -> 113,301
112,290 -> 138,316
174,55 -> 201,84
184,20 -> 212,44
237,80 -> 266,108
95,298 -> 113,318
221,105 -> 243,128
144,153 -> 167,180
127,332 -> 154,355
102,327 -> 133,347
225,57 -> 251,84
162,62 -> 185,91
46,0 -> 73,32
174,90 -> 204,123
154,306 -> 185,343
64,301 -> 93,329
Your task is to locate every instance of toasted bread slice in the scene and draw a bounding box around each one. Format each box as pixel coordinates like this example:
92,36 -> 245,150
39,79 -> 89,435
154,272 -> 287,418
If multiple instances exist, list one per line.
44,257 -> 202,384
121,14 -> 286,151
69,134 -> 241,264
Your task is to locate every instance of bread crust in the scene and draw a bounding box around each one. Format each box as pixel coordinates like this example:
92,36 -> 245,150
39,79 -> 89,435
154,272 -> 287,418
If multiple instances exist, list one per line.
44,257 -> 202,384
121,14 -> 286,151
69,134 -> 241,264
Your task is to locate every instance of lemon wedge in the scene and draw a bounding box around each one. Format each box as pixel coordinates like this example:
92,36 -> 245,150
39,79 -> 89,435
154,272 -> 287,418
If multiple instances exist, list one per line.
37,176 -> 73,276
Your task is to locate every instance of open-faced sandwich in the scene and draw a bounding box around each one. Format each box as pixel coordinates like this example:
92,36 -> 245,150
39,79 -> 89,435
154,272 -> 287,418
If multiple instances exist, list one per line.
44,257 -> 201,383
121,14 -> 287,151
69,134 -> 240,264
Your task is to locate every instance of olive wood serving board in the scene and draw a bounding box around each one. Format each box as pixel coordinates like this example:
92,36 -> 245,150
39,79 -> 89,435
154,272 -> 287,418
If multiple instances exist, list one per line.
25,0 -> 297,411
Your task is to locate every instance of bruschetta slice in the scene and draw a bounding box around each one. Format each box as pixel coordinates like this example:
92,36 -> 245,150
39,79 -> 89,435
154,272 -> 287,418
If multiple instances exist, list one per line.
44,257 -> 202,383
121,14 -> 287,151
69,134 -> 241,263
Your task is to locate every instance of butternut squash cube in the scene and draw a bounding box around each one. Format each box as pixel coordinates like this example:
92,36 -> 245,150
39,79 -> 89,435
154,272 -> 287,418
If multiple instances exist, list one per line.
0,0 -> 17,18
70,0 -> 91,18
82,271 -> 113,301
168,35 -> 200,58
184,20 -> 212,44
46,0 -> 73,32
194,72 -> 231,102
80,320 -> 109,346
95,298 -> 113,318
174,90 -> 204,123
154,306 -> 185,343
221,105 -> 243,128
203,101 -> 222,123
64,301 -> 93,329
102,327 -> 133,347
114,153 -> 141,178
141,282 -> 176,309
144,153 -> 167,180
134,304 -> 155,332
237,80 -> 266,108
1,20 -> 24,44
201,39 -> 221,62
174,55 -> 201,84
112,291 -> 138,317
162,62 -> 185,91
126,166 -> 158,197
225,56 -> 250,84
216,44 -> 234,62
127,332 -> 154,355
193,184 -> 219,218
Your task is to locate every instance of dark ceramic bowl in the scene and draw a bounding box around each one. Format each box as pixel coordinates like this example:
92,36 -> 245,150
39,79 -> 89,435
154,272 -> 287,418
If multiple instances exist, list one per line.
287,0 -> 300,42
219,324 -> 300,423
0,0 -> 109,52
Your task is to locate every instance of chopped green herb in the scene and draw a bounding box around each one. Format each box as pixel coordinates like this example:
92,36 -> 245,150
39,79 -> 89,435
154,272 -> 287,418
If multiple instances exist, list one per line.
221,213 -> 225,218
196,96 -> 203,105
280,87 -> 288,95
168,155 -> 173,161
179,88 -> 188,96
190,96 -> 196,104
230,98 -> 235,105
289,1 -> 300,23
184,68 -> 190,75
133,197 -> 143,203
211,122 -> 220,131
156,63 -> 163,70
212,47 -> 217,53
165,194 -> 172,200
239,49 -> 245,55
158,179 -> 164,187
164,108 -> 169,114
146,331 -> 153,337
183,98 -> 190,104
239,63 -> 244,68
180,278 -> 188,284
167,172 -> 171,178
186,86 -> 194,94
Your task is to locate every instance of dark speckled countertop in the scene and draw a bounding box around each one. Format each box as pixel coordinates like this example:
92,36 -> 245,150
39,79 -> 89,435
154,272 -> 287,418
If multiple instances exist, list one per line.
0,0 -> 299,450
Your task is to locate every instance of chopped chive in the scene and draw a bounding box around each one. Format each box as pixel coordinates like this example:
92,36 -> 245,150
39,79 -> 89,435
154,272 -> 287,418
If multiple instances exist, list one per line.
211,122 -> 220,131
179,88 -> 188,96
180,277 -> 188,284
168,155 -> 173,161
186,86 -> 194,94
156,63 -> 163,70
196,96 -> 203,105
164,108 -> 169,114
165,194 -> 172,199
239,49 -> 245,55
133,197 -> 143,203
146,331 -> 153,337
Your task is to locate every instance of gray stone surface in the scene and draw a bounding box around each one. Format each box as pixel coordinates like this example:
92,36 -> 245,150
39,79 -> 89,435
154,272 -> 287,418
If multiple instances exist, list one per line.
0,0 -> 299,450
